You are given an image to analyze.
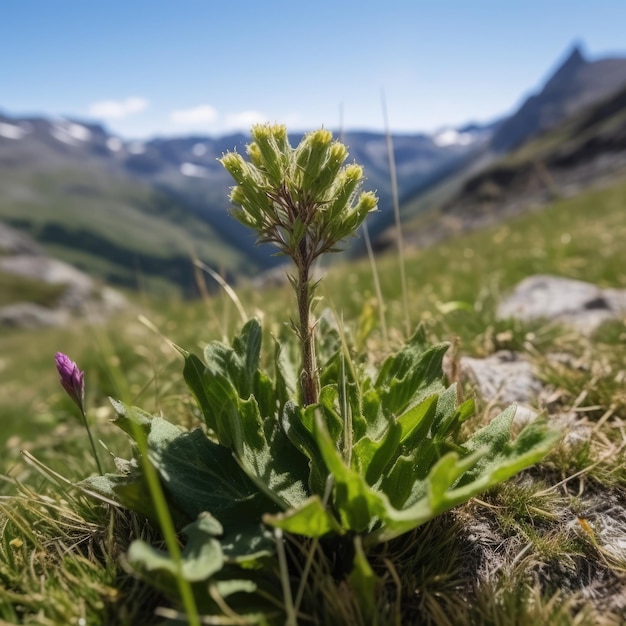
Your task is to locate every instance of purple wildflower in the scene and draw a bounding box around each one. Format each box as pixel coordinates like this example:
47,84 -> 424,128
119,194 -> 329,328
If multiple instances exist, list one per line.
55,352 -> 85,411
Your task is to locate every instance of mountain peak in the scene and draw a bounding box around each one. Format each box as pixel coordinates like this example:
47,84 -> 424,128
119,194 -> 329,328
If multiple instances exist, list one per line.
545,43 -> 587,89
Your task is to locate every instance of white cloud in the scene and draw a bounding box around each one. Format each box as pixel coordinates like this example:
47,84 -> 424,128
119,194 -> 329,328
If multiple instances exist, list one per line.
88,97 -> 149,120
224,110 -> 267,130
170,105 -> 218,125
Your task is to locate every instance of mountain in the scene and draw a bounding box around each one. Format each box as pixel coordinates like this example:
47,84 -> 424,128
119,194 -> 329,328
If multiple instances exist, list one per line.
0,116 -> 257,295
0,113 -> 483,291
388,45 -> 626,250
490,45 -> 626,152
398,79 -> 626,250
443,80 -> 626,219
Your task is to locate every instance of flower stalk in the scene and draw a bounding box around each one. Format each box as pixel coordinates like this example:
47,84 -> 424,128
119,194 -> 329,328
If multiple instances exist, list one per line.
55,352 -> 104,475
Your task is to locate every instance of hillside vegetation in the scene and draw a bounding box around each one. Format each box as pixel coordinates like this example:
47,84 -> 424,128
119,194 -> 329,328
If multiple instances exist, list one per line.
0,174 -> 625,624
0,160 -> 251,294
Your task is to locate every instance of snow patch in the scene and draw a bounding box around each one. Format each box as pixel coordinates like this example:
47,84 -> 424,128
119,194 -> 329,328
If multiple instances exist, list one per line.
66,122 -> 91,141
180,162 -> 209,178
192,142 -> 208,157
50,121 -> 92,145
0,122 -> 26,139
433,128 -> 474,147
106,137 -> 123,152
127,141 -> 145,154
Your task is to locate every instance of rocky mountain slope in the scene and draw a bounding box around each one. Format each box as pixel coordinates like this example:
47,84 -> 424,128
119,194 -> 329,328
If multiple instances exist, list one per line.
393,46 -> 626,250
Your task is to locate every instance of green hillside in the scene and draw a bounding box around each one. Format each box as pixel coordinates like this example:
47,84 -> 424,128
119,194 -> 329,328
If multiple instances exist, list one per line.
0,163 -> 248,295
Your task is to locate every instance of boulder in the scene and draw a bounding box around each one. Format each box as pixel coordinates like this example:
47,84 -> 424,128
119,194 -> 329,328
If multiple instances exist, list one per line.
0,232 -> 128,328
460,350 -> 543,406
497,274 -> 626,334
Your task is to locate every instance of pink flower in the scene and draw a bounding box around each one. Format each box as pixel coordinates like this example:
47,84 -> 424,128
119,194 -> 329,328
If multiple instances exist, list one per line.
55,352 -> 85,411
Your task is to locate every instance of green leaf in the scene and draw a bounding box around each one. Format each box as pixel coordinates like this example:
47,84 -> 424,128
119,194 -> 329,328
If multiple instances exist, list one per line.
457,407 -> 561,488
368,413 -> 559,544
128,512 -> 224,583
375,327 -> 449,416
144,416 -> 279,525
182,351 -> 243,452
81,469 -> 181,525
238,396 -> 309,508
352,416 -> 402,486
264,496 -> 343,537
108,397 -> 153,440
314,414 -> 387,533
282,401 -> 329,496
348,537 -> 377,620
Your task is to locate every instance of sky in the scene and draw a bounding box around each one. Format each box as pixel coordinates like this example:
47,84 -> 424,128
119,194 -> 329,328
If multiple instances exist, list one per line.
2,0 -> 626,140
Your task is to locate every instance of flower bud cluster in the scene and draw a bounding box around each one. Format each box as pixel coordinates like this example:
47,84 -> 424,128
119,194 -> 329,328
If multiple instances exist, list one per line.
221,124 -> 377,264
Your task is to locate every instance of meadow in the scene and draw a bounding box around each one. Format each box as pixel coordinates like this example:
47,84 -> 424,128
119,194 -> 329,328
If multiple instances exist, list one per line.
0,169 -> 625,625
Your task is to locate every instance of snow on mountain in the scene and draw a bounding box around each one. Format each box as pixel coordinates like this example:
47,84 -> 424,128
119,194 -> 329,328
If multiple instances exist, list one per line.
433,128 -> 476,147
0,122 -> 27,139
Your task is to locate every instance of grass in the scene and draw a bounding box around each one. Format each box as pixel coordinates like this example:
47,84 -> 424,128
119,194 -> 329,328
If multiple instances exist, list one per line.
1,176 -> 626,624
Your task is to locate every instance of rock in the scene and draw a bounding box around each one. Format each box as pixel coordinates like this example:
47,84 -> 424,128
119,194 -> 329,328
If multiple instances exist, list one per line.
0,302 -> 70,328
0,222 -> 43,255
497,274 -> 626,334
460,350 -> 543,406
0,251 -> 127,328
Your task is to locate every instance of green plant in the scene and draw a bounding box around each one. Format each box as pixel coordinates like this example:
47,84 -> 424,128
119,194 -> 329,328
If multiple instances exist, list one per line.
80,125 -> 559,622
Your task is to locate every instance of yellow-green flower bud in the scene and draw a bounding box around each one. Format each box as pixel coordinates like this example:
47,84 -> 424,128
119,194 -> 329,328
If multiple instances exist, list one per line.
295,129 -> 333,192
220,152 -> 249,185
250,124 -> 288,186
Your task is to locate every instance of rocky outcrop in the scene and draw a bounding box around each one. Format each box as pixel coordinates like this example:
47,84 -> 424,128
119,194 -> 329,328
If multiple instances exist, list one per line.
0,222 -> 127,328
497,274 -> 626,335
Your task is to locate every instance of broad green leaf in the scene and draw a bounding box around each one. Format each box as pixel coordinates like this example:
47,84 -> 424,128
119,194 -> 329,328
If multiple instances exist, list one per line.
282,401 -> 329,496
397,394 -> 439,446
369,416 -> 559,544
264,496 -> 343,537
81,469 -> 182,525
457,408 -> 561,488
204,318 -> 262,398
141,415 -> 278,525
108,397 -> 153,440
430,384 -> 474,438
182,351 -> 243,452
128,512 -> 224,583
238,396 -> 309,508
374,326 -> 449,419
352,417 -> 402,486
219,522 -> 275,563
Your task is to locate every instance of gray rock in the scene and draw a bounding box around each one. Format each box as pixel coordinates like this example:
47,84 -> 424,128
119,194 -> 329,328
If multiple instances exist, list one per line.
0,222 -> 43,255
497,274 -> 626,334
460,350 -> 543,406
0,252 -> 127,328
0,302 -> 70,328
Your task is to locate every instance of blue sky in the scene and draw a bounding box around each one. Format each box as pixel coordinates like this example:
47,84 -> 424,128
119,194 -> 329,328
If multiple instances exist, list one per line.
2,0 -> 626,139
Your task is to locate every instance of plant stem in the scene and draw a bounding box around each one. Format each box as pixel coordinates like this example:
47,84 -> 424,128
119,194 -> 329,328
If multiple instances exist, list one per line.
80,409 -> 104,475
297,261 -> 318,406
